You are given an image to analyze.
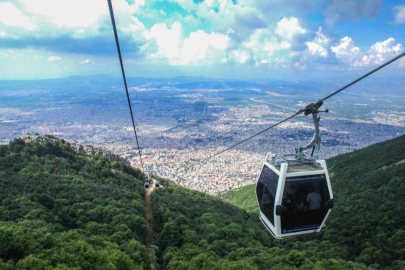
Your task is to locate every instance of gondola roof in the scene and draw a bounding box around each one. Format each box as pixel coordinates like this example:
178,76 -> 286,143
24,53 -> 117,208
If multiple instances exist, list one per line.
265,155 -> 324,173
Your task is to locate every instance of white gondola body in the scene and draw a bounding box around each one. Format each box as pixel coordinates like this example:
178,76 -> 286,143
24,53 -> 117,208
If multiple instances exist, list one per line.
256,153 -> 333,239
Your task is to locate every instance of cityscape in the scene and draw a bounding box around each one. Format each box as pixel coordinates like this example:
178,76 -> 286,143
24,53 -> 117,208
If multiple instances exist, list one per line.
1,76 -> 405,195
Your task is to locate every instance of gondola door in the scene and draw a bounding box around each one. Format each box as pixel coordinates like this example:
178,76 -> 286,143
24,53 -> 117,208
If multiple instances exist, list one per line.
256,162 -> 287,239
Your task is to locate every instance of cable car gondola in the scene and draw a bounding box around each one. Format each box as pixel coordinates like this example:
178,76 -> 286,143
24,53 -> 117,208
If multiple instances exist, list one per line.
144,164 -> 159,189
256,153 -> 333,238
256,109 -> 333,239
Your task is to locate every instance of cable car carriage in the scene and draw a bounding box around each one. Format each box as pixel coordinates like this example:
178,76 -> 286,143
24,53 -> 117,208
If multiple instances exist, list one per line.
144,164 -> 159,189
256,107 -> 334,239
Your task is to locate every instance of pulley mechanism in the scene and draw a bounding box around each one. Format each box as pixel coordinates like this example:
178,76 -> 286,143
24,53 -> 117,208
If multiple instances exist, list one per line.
281,100 -> 329,165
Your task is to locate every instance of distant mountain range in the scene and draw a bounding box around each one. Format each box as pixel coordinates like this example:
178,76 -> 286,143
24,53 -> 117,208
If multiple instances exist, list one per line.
1,74 -> 404,97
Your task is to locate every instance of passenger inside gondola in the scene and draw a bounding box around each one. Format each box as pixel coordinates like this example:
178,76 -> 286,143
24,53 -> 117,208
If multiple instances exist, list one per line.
280,175 -> 330,233
283,184 -> 296,213
307,185 -> 322,210
295,198 -> 307,213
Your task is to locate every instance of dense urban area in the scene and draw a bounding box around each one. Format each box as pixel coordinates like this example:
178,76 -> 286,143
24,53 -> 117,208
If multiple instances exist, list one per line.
1,77 -> 405,194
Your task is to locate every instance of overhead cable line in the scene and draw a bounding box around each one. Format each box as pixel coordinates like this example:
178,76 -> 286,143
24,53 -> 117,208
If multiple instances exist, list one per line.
198,52 -> 405,165
319,52 -> 405,104
107,0 -> 144,170
198,111 -> 302,164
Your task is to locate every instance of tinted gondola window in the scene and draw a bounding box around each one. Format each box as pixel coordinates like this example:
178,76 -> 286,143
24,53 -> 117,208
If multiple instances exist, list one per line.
256,166 -> 279,225
280,174 -> 330,234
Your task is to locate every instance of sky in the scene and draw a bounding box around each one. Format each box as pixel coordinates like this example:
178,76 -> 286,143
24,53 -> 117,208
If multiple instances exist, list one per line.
0,0 -> 404,80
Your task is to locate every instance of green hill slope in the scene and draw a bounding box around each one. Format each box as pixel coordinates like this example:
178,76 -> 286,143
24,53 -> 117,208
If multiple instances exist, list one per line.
221,184 -> 258,213
151,179 -> 368,270
222,134 -> 405,269
1,135 -> 405,270
0,137 -> 149,270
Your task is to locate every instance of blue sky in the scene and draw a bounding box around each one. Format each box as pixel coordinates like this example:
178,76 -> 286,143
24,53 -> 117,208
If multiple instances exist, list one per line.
0,0 -> 404,80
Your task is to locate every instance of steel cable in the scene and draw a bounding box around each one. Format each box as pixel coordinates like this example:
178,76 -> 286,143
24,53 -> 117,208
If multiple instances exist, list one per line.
107,0 -> 144,170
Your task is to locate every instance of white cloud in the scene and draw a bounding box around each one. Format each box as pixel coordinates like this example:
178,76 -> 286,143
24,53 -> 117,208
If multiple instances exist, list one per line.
147,22 -> 183,60
132,0 -> 146,13
331,36 -> 361,64
393,5 -> 405,24
181,31 -> 212,63
195,0 -> 261,35
305,27 -> 329,57
331,37 -> 403,68
275,17 -> 307,40
360,38 -> 403,66
122,17 -> 148,44
208,32 -> 229,50
314,27 -> 329,44
218,17 -> 306,66
146,22 -> 229,65
235,18 -> 305,66
228,50 -> 252,64
48,56 -> 61,62
0,2 -> 37,30
0,31 -> 18,39
306,42 -> 328,57
19,0 -> 143,28
181,31 -> 229,63
79,59 -> 91,64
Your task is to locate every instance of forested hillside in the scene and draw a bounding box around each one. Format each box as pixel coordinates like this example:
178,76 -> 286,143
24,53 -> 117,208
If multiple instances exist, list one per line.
223,134 -> 405,270
151,179 -> 367,270
1,135 -> 405,270
0,137 -> 149,270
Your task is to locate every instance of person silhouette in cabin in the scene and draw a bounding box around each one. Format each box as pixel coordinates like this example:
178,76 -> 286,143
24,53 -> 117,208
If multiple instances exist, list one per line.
295,197 -> 308,213
283,184 -> 296,213
306,185 -> 322,210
